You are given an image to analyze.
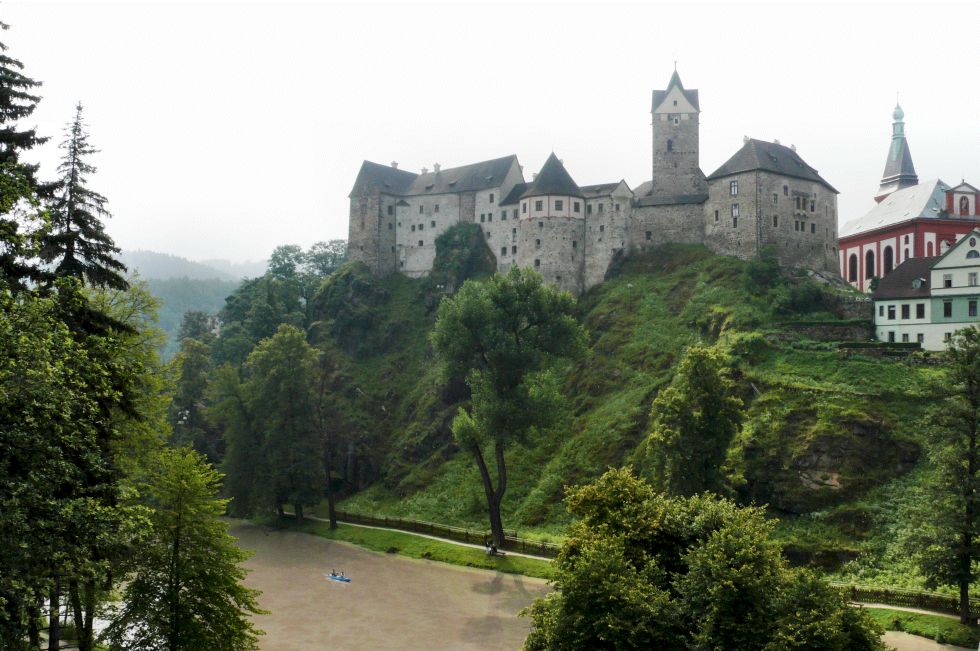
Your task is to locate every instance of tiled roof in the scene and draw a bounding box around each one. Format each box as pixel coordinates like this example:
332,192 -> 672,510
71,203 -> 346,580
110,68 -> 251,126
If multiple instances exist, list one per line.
499,182 -> 528,206
520,153 -> 583,199
652,70 -> 700,112
579,182 -> 622,198
706,139 -> 837,193
872,256 -> 937,300
349,160 -> 418,197
839,179 -> 951,238
350,156 -> 518,197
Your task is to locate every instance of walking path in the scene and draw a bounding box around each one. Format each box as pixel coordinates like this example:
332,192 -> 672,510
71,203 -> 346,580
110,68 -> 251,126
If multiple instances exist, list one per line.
882,631 -> 972,651
855,602 -> 960,620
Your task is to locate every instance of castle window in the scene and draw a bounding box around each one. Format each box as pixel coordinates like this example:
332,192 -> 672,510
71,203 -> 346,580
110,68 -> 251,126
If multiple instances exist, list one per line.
730,180 -> 738,196
387,205 -> 394,216
673,117 -> 679,125
810,200 -> 815,212
419,205 -> 424,214
732,217 -> 738,228
667,139 -> 673,152
535,200 -> 544,211
714,210 -> 719,222
512,246 -> 516,254
783,185 -> 789,196
645,231 -> 652,241
902,333 -> 909,343
587,204 -> 593,214
539,221 -> 543,228
513,209 -> 518,218
794,221 -> 799,231
501,211 -> 506,220
411,224 -> 416,232
731,204 -> 739,218
555,200 -> 564,211
480,214 -> 485,223
501,247 -> 507,256
419,223 -> 424,231
810,223 -> 815,234
902,304 -> 910,319
512,228 -> 517,235
917,304 -> 925,318
599,224 -> 605,232
388,223 -> 393,230
522,202 -> 527,214
673,100 -> 677,106
598,204 -> 604,213
615,203 -> 621,211
773,215 -> 778,227
488,214 -> 492,222
431,220 -> 435,228
534,259 -> 540,267
400,261 -> 404,268
536,239 -> 541,249
490,193 -> 495,204
435,204 -> 439,213
418,240 -> 424,247
794,197 -> 801,209
918,333 -> 924,343
574,202 -> 580,213
572,240 -> 577,248
773,193 -> 778,205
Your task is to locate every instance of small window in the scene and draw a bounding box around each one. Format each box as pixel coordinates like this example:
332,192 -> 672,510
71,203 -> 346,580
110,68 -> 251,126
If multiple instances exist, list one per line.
418,240 -> 424,247
489,193 -> 495,204
645,231 -> 652,241
573,201 -> 580,213
917,333 -> 924,344
411,224 -> 416,232
968,250 -> 980,259
488,214 -> 492,222
512,228 -> 516,235
535,239 -> 541,249
419,205 -> 424,214
944,301 -> 953,318
539,221 -> 543,229
887,305 -> 895,320
783,185 -> 789,196
916,303 -> 925,319
667,139 -> 673,152
888,331 -> 895,342
419,223 -> 424,231
901,304 -> 910,319
598,204 -> 604,213
902,333 -> 909,343
511,245 -> 516,254
970,272 -> 978,287
772,215 -> 778,227
500,247 -> 507,256
730,180 -> 738,196
512,209 -> 517,219
810,200 -> 815,212
435,204 -> 440,213
572,240 -> 577,249
501,211 -> 506,220
732,217 -> 738,228
615,203 -> 621,211
904,234 -> 909,244
534,259 -> 540,268
480,214 -> 485,223
731,203 -> 739,218
772,193 -> 778,205
522,202 -> 527,214
714,210 -> 719,222
599,224 -> 605,232
878,305 -> 884,317
587,204 -> 593,214
388,223 -> 393,230
431,220 -> 436,228
387,205 -> 394,216
535,200 -> 543,211
555,200 -> 564,211
944,274 -> 953,288
945,332 -> 953,342
795,197 -> 801,209
971,300 -> 978,318
810,223 -> 816,234
398,221 -> 402,227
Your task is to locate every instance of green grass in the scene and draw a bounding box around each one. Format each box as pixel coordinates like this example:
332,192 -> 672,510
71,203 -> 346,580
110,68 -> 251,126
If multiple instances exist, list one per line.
282,518 -> 554,580
864,607 -> 980,647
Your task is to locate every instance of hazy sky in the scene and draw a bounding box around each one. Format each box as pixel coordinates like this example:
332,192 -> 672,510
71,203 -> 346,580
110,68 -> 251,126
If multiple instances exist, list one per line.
4,0 -> 979,262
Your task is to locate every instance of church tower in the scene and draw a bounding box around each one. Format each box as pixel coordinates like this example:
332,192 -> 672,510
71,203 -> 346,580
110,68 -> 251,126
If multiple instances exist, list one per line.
875,103 -> 918,203
650,69 -> 707,198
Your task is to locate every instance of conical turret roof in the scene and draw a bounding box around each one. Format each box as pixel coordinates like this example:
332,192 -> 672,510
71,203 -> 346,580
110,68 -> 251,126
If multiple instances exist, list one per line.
877,103 -> 918,199
520,153 -> 583,199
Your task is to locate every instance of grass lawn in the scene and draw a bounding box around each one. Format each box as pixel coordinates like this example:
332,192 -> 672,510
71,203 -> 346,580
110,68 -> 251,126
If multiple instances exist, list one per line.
276,517 -> 554,580
863,607 -> 980,648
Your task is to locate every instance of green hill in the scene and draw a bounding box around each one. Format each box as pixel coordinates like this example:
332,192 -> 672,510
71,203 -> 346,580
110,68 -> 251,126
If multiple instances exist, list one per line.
307,242 -> 940,574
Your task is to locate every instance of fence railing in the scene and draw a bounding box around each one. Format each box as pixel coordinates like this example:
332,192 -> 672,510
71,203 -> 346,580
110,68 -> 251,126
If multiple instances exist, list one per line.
333,509 -> 561,558
832,582 -> 980,618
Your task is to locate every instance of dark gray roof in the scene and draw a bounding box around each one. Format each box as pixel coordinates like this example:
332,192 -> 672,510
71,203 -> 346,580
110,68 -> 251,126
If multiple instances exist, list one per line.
878,106 -> 918,197
651,70 -> 700,112
520,153 -> 583,199
579,182 -> 621,198
405,155 -> 517,196
871,256 -> 936,300
349,160 -> 418,197
636,193 -> 708,207
706,139 -> 838,193
499,182 -> 528,206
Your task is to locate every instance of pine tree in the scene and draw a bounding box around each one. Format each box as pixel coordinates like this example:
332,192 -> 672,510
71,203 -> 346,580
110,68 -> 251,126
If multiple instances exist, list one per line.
0,21 -> 45,184
41,102 -> 128,290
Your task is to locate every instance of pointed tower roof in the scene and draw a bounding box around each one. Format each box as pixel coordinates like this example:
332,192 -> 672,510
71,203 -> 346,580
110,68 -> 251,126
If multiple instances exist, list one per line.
520,153 -> 583,199
652,69 -> 700,112
876,103 -> 918,202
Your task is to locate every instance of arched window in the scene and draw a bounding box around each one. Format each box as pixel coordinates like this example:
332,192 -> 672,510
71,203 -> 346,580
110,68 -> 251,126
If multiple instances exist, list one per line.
927,241 -> 934,256
848,254 -> 858,282
667,139 -> 673,152
961,196 -> 970,216
967,250 -> 980,259
865,250 -> 875,279
884,246 -> 894,274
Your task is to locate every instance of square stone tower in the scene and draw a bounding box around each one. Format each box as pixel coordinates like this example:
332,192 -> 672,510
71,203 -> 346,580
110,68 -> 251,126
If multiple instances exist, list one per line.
650,70 -> 707,198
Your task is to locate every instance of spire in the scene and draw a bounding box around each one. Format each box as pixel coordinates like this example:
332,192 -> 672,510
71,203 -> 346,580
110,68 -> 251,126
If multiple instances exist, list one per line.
876,102 -> 918,202
520,153 -> 582,199
667,68 -> 684,91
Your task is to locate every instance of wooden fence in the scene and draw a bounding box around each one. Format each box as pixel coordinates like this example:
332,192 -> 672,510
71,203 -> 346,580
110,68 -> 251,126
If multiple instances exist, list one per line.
832,582 -> 980,618
334,509 -> 561,558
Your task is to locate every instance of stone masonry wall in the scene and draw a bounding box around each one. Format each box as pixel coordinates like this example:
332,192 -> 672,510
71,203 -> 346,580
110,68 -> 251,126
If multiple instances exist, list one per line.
584,195 -> 630,291
629,203 -> 705,254
518,214 -> 585,296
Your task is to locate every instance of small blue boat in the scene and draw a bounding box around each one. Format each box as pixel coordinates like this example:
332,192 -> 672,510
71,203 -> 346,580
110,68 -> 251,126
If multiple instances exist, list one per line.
327,572 -> 351,583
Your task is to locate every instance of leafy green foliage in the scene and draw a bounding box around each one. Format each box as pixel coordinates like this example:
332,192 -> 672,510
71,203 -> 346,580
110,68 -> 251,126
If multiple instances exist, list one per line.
104,447 -> 264,650
865,607 -> 980,648
522,468 -> 884,650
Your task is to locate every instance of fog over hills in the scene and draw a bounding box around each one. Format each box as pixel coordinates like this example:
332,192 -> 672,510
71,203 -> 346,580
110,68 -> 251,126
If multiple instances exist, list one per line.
120,250 -> 266,281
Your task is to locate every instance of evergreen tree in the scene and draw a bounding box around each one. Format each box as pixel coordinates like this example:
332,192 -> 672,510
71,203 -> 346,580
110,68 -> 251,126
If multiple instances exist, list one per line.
41,102 -> 128,290
0,21 -> 45,184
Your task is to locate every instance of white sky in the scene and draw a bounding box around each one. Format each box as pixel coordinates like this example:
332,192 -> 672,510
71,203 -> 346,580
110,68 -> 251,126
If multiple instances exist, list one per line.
4,0 -> 979,262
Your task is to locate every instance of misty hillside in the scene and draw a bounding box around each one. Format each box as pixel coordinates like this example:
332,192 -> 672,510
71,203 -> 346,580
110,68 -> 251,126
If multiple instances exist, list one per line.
120,249 -> 237,281
199,257 -> 268,280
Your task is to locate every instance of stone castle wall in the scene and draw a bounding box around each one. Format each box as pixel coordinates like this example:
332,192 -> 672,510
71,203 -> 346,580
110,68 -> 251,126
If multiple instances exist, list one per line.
517,214 -> 586,296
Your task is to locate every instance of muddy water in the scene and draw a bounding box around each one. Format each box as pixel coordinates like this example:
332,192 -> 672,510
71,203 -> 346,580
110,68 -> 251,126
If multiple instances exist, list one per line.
230,521 -> 551,650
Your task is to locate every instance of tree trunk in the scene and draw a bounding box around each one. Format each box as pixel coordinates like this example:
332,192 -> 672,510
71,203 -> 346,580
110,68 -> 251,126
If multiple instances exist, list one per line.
276,503 -> 284,519
295,502 -> 305,523
326,467 -> 338,530
28,597 -> 41,650
471,444 -> 505,547
48,578 -> 60,651
69,579 -> 88,651
82,580 -> 95,651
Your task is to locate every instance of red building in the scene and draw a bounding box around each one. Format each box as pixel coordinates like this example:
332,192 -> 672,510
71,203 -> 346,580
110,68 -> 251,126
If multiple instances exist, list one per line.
838,105 -> 980,291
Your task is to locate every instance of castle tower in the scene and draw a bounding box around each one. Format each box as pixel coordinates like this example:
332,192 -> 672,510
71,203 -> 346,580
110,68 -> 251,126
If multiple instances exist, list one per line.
875,103 -> 918,203
516,153 -> 586,295
650,69 -> 707,198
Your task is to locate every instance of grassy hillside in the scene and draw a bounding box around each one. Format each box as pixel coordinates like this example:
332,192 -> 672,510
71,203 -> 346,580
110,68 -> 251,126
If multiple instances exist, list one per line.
311,243 -> 944,572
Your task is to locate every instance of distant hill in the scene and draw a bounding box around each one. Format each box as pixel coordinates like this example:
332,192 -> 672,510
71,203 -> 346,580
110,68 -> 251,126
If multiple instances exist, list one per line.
120,250 -> 237,281
146,277 -> 241,359
199,257 -> 268,280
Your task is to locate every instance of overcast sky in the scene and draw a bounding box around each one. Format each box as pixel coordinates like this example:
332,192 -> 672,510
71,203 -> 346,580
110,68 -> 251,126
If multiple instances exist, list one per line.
4,0 -> 979,263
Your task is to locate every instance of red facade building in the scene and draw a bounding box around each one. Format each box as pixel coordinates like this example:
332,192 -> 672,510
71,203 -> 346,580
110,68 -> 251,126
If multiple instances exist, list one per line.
838,105 -> 980,291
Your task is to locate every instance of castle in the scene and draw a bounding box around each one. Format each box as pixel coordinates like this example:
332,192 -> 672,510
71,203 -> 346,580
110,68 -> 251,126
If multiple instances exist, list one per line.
347,70 -> 841,295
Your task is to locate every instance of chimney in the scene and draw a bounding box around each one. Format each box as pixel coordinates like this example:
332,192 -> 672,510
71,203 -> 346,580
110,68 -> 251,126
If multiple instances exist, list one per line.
790,144 -> 797,152
390,161 -> 398,169
421,167 -> 428,175
433,163 -> 441,173
532,173 -> 538,181
743,135 -> 749,144
774,138 -> 780,145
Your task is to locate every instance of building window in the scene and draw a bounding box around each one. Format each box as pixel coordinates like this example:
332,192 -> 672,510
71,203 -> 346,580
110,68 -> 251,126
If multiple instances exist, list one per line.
901,304 -> 910,319
388,223 -> 393,230
512,209 -> 517,218
971,300 -> 978,317
489,193 -> 494,204
411,224 -> 416,232
511,246 -> 516,254
733,217 -> 738,228
418,240 -> 424,247
970,272 -> 978,287
849,255 -> 859,282
773,215 -> 778,227
435,204 -> 439,213
539,221 -> 543,228
944,273 -> 953,288
902,333 -> 909,343
773,193 -> 778,205
944,300 -> 953,317
615,203 -> 621,211
555,200 -> 564,211
667,139 -> 673,152
945,332 -> 953,342
419,223 -> 424,231
783,185 -> 789,196
480,214 -> 485,223
534,259 -> 540,268
501,211 -> 506,220
878,305 -> 884,317
731,203 -> 739,218
646,231 -> 652,241
916,303 -> 925,318
714,210 -> 719,222
587,204 -> 593,214
599,224 -> 605,232
512,228 -> 516,235
883,246 -> 894,274
887,305 -> 895,320
573,201 -> 580,213
535,200 -> 544,211
501,247 -> 507,256
488,214 -> 492,222
730,180 -> 738,196
535,239 -> 541,249
795,221 -> 799,232
419,205 -> 423,214
917,333 -> 924,344
810,200 -> 815,212
572,240 -> 577,248
598,204 -> 604,213
387,205 -> 393,216
795,197 -> 801,209
522,202 -> 527,214
888,331 -> 895,342
866,250 -> 875,279
904,234 -> 909,244
810,223 -> 816,234
431,220 -> 436,228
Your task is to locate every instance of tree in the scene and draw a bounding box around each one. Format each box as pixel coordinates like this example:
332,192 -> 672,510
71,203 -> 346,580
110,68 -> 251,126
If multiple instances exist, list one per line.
304,239 -> 347,276
104,447 -> 264,650
522,468 -> 884,650
641,345 -> 742,496
916,326 -> 980,624
244,324 -> 323,521
431,267 -> 585,546
208,364 -> 260,517
40,102 -> 128,290
169,338 -> 221,461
